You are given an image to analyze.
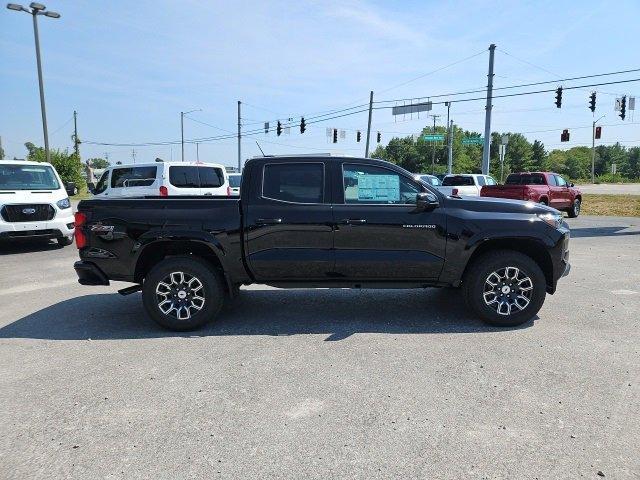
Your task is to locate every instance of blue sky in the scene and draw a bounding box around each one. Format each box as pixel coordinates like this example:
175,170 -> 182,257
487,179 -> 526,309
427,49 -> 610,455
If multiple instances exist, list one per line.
1,0 -> 639,166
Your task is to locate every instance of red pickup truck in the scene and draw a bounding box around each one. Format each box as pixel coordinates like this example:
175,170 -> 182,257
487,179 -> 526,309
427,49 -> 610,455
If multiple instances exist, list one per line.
480,172 -> 582,217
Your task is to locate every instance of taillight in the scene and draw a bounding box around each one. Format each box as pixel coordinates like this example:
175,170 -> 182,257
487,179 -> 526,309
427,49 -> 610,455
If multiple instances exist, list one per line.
452,188 -> 459,196
74,212 -> 87,249
159,185 -> 168,197
227,185 -> 232,196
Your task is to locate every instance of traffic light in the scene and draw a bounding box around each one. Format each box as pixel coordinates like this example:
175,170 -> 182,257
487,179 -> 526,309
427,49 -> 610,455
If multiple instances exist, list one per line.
376,132 -> 381,143
276,121 -> 282,136
561,129 -> 570,142
620,95 -> 626,120
300,117 -> 306,134
332,128 -> 338,143
555,87 -> 563,108
589,92 -> 596,113
356,130 -> 361,142
595,126 -> 602,139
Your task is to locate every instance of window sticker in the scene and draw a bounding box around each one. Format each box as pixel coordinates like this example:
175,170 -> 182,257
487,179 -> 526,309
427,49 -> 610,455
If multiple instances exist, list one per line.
356,173 -> 400,202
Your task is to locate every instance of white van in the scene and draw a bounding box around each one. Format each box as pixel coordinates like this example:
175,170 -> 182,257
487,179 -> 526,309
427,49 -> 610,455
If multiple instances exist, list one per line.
91,161 -> 230,198
0,160 -> 75,246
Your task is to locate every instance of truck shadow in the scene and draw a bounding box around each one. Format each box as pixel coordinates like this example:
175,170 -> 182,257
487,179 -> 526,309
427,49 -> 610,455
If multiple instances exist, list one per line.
0,239 -> 64,255
569,226 -> 640,238
0,288 -> 534,341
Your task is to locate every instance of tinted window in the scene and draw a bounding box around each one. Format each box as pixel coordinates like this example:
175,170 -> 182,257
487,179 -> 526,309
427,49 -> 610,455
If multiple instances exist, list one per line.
343,164 -> 420,204
111,166 -> 157,188
263,163 -> 323,203
199,167 -> 225,188
228,175 -> 241,188
505,173 -> 545,185
555,175 -> 567,187
0,164 -> 60,190
442,175 -> 474,186
94,171 -> 109,194
419,175 -> 440,186
169,166 -> 200,188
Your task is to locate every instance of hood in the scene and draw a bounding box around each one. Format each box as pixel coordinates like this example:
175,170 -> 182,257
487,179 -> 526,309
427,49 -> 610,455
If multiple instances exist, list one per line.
446,194 -> 558,215
0,189 -> 67,205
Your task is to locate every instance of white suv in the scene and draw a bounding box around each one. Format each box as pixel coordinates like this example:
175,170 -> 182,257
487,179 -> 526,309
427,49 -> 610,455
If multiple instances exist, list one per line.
91,161 -> 230,198
438,173 -> 497,197
0,160 -> 75,246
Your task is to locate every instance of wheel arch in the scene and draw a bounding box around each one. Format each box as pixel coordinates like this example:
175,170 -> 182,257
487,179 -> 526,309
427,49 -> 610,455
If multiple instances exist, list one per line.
462,238 -> 554,291
134,239 -> 233,295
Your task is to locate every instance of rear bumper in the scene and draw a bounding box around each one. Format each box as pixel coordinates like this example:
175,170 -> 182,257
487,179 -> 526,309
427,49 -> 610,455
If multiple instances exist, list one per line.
74,261 -> 110,286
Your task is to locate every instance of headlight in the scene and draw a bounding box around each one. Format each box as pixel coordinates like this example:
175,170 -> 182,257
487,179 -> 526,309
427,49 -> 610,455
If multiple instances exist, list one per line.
56,197 -> 71,209
537,212 -> 563,229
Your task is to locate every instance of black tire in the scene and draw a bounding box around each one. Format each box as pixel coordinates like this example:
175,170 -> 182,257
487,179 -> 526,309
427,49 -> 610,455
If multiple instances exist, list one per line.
57,236 -> 73,246
142,256 -> 225,331
567,198 -> 581,218
462,250 -> 546,327
538,199 -> 548,206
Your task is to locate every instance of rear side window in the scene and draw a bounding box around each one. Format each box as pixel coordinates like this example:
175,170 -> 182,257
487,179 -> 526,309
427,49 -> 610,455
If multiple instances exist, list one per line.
547,175 -> 557,186
111,166 -> 157,188
442,175 -> 474,186
169,166 -> 200,188
262,163 -> 323,203
199,167 -> 225,188
477,176 -> 486,186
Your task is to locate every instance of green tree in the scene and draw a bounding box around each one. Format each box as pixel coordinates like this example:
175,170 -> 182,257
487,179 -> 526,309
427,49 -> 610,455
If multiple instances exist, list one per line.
531,140 -> 546,171
88,157 -> 110,169
24,142 -> 84,187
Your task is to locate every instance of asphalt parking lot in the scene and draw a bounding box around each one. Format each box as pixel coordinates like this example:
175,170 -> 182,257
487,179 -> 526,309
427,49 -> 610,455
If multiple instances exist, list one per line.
1,215 -> 639,479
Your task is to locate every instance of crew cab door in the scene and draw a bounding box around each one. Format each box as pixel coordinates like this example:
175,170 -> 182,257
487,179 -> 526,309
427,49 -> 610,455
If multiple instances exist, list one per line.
553,174 -> 572,208
244,161 -> 334,281
332,162 -> 446,280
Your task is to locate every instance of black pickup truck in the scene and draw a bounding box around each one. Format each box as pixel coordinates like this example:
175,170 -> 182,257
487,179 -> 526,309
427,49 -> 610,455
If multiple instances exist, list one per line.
74,155 -> 570,331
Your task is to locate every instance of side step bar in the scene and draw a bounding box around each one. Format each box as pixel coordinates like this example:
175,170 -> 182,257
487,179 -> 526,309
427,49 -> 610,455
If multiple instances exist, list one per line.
118,284 -> 142,296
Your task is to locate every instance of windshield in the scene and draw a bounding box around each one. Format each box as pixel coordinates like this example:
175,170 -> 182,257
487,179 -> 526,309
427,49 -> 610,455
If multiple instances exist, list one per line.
0,164 -> 60,190
228,175 -> 241,187
442,175 -> 474,186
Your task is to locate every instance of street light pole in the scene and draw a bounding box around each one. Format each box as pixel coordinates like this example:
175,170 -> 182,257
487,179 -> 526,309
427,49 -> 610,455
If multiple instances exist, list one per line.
7,3 -> 61,163
591,114 -> 606,183
180,108 -> 201,162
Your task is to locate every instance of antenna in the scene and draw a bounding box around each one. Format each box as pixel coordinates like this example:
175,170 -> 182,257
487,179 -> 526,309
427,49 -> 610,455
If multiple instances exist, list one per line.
255,141 -> 266,156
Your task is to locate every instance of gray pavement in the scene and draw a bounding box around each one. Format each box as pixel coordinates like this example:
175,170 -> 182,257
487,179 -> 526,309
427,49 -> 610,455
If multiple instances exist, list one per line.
576,183 -> 640,195
1,216 -> 639,479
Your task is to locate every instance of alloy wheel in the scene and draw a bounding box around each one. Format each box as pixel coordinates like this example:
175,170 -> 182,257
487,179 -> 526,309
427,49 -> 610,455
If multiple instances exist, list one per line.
482,266 -> 534,316
155,271 -> 205,320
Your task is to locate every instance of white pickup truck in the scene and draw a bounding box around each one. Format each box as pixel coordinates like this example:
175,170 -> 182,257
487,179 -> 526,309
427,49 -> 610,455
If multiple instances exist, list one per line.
438,174 -> 497,196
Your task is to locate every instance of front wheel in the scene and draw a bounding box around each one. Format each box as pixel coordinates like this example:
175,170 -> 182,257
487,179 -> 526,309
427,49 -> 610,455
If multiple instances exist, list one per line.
567,198 -> 581,218
142,256 -> 225,331
462,250 -> 547,327
57,236 -> 73,246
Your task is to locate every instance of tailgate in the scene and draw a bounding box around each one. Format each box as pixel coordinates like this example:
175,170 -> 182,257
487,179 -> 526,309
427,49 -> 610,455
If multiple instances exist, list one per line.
480,185 -> 526,199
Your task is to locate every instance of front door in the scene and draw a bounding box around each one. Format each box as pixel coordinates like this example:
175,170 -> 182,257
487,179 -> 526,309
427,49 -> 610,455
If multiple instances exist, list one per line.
244,161 -> 334,281
332,162 -> 447,280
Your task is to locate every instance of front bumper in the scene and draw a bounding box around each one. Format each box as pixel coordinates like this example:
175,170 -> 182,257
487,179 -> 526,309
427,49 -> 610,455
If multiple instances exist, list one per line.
0,213 -> 74,240
74,261 -> 110,286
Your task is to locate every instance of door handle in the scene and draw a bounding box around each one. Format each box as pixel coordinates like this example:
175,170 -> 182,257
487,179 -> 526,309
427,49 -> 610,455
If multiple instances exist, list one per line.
341,219 -> 367,225
257,218 -> 282,225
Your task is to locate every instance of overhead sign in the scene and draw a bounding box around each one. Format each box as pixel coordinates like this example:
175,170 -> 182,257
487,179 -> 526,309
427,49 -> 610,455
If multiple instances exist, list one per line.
423,134 -> 445,142
392,102 -> 432,116
462,136 -> 483,145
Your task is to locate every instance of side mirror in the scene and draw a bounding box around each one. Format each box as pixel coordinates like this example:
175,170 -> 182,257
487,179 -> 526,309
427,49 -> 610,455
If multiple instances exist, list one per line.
569,182 -> 575,187
416,192 -> 439,211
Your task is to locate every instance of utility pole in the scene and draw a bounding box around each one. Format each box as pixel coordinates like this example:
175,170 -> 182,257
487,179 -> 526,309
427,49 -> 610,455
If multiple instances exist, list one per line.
131,149 -> 136,164
73,110 -> 79,157
196,143 -> 200,162
447,120 -> 454,174
365,91 -> 374,157
591,114 -> 606,183
429,114 -> 440,174
0,135 -> 3,160
237,101 -> 242,171
181,112 -> 185,162
481,44 -> 496,175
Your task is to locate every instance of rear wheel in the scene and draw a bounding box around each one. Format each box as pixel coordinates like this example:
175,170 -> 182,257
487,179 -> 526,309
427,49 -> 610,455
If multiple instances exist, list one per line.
463,250 -> 546,327
142,256 -> 225,331
567,198 -> 581,218
538,198 -> 548,206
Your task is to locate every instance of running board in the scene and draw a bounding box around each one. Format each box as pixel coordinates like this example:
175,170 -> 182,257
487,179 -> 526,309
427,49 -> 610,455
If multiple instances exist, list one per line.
118,285 -> 142,296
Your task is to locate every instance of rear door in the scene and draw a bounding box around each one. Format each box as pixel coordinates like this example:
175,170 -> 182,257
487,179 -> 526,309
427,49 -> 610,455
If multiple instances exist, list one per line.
109,166 -> 158,197
332,162 -> 446,280
168,165 -> 202,195
244,161 -> 334,281
199,166 -> 228,196
553,175 -> 572,208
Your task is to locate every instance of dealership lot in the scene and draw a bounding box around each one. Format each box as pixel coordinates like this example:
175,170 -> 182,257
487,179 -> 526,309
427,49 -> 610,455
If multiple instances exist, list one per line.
1,215 -> 638,479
